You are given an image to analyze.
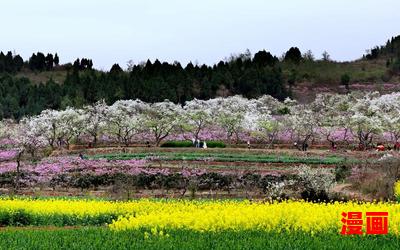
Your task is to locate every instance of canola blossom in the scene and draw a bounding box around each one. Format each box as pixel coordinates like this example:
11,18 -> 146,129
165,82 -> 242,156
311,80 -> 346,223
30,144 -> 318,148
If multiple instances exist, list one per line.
108,200 -> 400,235
1,198 -> 400,235
395,180 -> 400,199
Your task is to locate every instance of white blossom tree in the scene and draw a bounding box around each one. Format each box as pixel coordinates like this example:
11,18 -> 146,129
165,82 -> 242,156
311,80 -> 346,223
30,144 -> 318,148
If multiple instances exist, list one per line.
142,100 -> 183,146
82,100 -> 108,146
106,99 -> 146,146
313,93 -> 353,146
285,103 -> 320,151
372,93 -> 400,146
349,92 -> 382,149
57,108 -> 85,149
14,117 -> 47,158
210,96 -> 250,143
181,99 -> 213,141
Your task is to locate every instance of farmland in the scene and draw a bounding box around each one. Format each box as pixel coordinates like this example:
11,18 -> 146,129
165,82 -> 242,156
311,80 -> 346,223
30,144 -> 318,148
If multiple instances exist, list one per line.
0,93 -> 399,249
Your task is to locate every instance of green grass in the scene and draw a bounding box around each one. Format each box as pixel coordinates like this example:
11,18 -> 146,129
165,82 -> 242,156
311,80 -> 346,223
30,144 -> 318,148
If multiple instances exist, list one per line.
90,152 -> 347,165
0,209 -> 118,227
0,228 -> 398,250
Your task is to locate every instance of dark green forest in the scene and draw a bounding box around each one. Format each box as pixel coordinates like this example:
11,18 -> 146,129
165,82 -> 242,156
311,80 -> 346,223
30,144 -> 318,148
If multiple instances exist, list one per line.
1,35 -> 400,119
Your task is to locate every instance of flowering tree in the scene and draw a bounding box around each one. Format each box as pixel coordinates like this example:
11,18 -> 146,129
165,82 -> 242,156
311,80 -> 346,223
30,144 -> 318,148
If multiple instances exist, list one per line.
14,117 -> 47,159
142,101 -> 183,146
210,96 -> 250,143
285,103 -> 320,150
57,108 -> 85,149
314,93 -> 353,146
349,92 -> 382,149
181,99 -> 213,141
373,93 -> 400,145
1,91 -> 400,151
82,100 -> 108,146
106,100 -> 146,146
246,98 -> 280,148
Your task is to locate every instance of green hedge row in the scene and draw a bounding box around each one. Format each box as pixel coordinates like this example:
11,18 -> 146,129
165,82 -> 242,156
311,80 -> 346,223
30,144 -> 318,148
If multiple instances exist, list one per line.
161,140 -> 226,148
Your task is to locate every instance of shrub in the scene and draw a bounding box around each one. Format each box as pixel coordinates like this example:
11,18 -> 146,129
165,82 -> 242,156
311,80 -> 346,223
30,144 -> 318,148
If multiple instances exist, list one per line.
160,140 -> 226,148
295,164 -> 335,201
206,141 -> 226,148
334,165 -> 351,182
348,157 -> 400,200
160,141 -> 194,148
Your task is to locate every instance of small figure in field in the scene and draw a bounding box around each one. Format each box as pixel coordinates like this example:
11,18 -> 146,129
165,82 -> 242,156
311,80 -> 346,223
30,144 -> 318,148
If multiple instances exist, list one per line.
394,142 -> 400,151
294,141 -> 300,151
146,141 -> 150,147
79,153 -> 84,160
302,142 -> 309,151
192,138 -> 196,147
247,140 -> 251,150
331,141 -> 337,151
203,141 -> 207,149
196,139 -> 200,148
376,143 -> 385,151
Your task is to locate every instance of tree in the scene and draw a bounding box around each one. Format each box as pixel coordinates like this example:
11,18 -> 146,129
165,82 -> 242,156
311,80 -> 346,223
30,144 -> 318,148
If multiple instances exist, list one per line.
110,63 -> 123,74
303,50 -> 315,61
322,51 -> 331,61
15,117 -> 47,159
249,98 -> 279,148
142,101 -> 182,146
210,96 -> 250,143
285,103 -> 320,151
349,92 -> 382,150
34,109 -> 62,149
106,100 -> 145,146
45,53 -> 54,70
373,93 -> 400,146
57,108 -> 85,148
314,93 -> 353,146
181,99 -> 213,141
341,74 -> 351,93
284,47 -> 302,64
253,50 -> 277,67
13,55 -> 24,71
54,53 -> 60,66
82,100 -> 108,146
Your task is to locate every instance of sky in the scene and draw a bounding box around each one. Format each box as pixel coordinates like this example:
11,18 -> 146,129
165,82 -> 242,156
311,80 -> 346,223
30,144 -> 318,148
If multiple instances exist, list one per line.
0,0 -> 399,70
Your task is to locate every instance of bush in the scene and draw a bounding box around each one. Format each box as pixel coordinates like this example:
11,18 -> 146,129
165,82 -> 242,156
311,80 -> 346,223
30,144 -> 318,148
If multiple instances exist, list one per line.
0,209 -> 32,226
348,157 -> 400,200
206,141 -> 226,148
334,165 -> 351,182
295,164 -> 335,201
160,140 -> 226,148
160,141 -> 193,147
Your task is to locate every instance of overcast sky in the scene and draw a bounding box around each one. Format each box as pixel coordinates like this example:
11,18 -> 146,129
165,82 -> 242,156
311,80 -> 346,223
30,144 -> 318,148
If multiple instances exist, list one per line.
1,0 -> 399,70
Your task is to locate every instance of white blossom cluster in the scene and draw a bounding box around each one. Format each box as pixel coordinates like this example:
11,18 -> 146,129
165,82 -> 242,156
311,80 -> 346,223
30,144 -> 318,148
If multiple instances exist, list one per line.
1,91 -> 399,153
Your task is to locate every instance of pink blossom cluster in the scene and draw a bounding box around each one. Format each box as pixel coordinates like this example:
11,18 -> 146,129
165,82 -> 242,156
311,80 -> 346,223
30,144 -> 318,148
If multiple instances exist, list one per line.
0,156 -> 148,185
0,150 -> 18,161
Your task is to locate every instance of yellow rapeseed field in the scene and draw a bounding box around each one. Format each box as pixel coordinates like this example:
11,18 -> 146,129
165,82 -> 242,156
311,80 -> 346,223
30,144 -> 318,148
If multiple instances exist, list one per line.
109,200 -> 400,235
395,180 -> 400,199
1,198 -> 399,235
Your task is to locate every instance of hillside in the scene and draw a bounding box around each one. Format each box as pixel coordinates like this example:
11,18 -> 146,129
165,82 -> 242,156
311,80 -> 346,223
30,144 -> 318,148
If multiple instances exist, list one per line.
0,35 -> 400,118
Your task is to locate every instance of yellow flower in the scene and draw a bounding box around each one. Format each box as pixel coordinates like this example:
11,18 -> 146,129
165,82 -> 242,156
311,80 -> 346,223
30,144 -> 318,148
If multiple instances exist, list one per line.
394,180 -> 400,198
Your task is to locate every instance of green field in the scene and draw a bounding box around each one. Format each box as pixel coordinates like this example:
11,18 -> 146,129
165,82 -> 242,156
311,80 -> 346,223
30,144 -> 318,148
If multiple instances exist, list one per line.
0,228 -> 398,250
90,152 -> 347,165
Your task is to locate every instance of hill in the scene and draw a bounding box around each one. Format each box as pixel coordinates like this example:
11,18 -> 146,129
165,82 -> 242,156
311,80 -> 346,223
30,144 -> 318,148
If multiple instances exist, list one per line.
0,35 -> 400,119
